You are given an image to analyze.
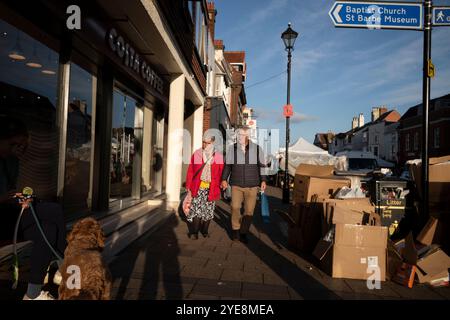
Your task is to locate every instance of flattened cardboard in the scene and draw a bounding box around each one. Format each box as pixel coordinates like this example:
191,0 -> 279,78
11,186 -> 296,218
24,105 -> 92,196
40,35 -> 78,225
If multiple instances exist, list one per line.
387,240 -> 403,281
401,232 -> 418,265
416,248 -> 450,284
417,217 -> 439,246
313,239 -> 333,261
429,155 -> 450,165
299,203 -> 323,253
289,203 -> 303,225
332,207 -> 364,225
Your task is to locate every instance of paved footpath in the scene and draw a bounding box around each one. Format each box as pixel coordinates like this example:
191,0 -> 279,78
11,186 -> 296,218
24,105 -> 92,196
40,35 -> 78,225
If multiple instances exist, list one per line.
109,186 -> 450,300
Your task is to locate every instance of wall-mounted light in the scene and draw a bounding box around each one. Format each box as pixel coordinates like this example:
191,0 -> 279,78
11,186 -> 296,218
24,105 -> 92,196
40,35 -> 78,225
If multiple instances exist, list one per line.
9,34 -> 26,61
26,44 -> 42,68
41,50 -> 56,75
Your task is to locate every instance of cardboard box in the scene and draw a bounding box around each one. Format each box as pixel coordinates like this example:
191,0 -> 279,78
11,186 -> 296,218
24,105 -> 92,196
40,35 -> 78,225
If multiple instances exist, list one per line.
409,156 -> 450,206
287,202 -> 323,253
332,207 -> 364,225
288,225 -> 303,250
295,164 -> 335,177
288,203 -> 303,225
417,217 -> 439,246
293,176 -> 350,204
315,224 -> 388,281
325,198 -> 376,226
387,240 -> 404,281
293,164 -> 350,204
416,248 -> 450,284
416,214 -> 450,255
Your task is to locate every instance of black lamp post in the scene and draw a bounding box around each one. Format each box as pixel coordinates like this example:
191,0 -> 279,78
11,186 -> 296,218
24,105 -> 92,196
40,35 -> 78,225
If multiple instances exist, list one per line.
281,23 -> 298,204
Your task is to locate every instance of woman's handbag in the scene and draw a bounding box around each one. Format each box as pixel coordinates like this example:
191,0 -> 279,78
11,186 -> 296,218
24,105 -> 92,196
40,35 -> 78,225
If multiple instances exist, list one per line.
260,191 -> 270,223
182,192 -> 193,217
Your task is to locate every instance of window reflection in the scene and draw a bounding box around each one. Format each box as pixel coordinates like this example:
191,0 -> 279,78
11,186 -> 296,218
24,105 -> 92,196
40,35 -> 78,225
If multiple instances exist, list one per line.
110,90 -> 138,202
0,19 -> 59,201
64,63 -> 95,215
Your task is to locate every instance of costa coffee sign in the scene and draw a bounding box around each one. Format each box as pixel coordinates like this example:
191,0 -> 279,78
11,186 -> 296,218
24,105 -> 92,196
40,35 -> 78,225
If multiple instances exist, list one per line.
107,28 -> 163,94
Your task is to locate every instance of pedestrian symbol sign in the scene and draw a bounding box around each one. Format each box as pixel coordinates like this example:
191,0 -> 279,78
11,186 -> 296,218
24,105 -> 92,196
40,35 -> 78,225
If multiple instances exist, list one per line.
433,7 -> 450,26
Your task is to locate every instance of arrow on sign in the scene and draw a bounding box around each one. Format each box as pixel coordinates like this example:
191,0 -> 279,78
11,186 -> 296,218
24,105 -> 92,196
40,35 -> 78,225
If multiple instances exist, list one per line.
332,4 -> 343,23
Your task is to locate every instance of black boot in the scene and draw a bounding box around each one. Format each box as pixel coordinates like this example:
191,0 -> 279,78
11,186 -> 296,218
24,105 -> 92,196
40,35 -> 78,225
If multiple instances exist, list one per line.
200,220 -> 211,238
188,217 -> 200,240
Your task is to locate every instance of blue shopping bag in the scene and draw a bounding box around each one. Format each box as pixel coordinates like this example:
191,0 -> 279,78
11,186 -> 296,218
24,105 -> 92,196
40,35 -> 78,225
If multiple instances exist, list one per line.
260,191 -> 270,223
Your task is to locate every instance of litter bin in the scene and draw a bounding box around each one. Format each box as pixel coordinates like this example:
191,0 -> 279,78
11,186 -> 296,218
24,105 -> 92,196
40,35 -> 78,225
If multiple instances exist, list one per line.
369,178 -> 409,235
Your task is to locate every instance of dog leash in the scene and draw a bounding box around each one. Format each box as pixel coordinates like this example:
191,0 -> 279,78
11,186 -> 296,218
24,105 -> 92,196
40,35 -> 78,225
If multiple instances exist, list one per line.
12,187 -> 63,289
12,206 -> 25,289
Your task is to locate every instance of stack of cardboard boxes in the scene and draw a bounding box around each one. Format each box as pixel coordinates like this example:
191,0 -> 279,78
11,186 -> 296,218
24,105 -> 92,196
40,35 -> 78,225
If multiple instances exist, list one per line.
287,161 -> 450,286
409,156 -> 450,254
288,164 -> 389,281
407,156 -> 450,287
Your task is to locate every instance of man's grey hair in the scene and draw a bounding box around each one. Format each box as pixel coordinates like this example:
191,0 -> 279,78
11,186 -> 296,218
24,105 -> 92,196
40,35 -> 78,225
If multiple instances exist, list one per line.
236,125 -> 250,135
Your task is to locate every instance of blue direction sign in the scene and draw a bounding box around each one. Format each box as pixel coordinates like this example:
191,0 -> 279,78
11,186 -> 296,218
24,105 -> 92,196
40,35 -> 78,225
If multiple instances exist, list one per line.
433,7 -> 450,26
329,1 -> 423,30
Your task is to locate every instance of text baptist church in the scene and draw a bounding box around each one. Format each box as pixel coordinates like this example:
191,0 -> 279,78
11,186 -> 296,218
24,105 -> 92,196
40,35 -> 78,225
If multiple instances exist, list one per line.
345,6 -> 419,25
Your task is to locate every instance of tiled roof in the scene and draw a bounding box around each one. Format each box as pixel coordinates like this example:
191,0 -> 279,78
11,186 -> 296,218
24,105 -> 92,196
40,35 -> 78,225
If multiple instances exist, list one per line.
224,51 -> 245,63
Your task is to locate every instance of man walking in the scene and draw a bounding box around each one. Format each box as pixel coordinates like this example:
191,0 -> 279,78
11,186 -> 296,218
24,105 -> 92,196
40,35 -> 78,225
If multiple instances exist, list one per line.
221,126 -> 267,243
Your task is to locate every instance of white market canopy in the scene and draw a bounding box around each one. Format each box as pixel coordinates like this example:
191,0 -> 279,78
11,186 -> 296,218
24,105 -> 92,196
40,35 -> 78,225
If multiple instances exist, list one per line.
277,137 -> 346,176
278,137 -> 329,155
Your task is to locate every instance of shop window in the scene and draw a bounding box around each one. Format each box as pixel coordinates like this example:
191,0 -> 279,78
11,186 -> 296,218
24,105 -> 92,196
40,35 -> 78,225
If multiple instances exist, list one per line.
110,89 -> 142,203
0,19 -> 59,201
63,63 -> 95,216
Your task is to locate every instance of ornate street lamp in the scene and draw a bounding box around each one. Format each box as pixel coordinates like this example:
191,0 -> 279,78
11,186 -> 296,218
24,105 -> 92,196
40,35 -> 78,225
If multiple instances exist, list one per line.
281,23 -> 298,203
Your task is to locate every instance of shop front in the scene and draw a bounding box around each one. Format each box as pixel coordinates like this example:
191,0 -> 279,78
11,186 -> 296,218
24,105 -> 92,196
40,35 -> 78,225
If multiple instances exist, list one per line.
0,0 -> 169,222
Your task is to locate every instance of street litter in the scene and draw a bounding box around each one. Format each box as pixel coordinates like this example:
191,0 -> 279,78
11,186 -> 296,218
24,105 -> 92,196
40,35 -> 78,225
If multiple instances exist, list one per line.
279,161 -> 450,288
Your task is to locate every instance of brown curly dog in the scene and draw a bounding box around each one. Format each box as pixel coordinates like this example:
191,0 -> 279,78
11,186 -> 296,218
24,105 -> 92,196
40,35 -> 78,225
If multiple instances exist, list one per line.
58,218 -> 111,300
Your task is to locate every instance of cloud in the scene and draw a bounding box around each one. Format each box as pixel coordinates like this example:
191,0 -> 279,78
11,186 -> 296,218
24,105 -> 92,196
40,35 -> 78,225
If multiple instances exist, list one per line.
223,0 -> 289,40
286,113 -> 319,124
255,109 -> 319,124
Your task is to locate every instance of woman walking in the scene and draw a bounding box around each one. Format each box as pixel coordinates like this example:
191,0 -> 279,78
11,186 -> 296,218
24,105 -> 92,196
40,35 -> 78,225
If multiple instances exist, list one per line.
184,134 -> 224,239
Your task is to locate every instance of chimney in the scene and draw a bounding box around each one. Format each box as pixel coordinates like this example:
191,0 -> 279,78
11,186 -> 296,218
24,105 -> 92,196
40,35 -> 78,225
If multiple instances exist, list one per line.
214,39 -> 224,50
358,113 -> 364,127
372,106 -> 388,122
207,2 -> 217,41
352,117 -> 358,130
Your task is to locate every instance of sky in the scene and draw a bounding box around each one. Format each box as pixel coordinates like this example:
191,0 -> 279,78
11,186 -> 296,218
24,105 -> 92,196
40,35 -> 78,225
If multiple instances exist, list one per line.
213,0 -> 450,145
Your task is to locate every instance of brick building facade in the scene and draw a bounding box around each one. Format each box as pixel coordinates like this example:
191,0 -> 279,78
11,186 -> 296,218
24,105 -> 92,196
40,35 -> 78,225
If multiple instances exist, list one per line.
398,94 -> 450,164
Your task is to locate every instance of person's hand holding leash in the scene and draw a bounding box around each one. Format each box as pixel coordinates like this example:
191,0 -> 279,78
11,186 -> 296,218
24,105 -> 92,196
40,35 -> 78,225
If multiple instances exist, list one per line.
14,192 -> 33,209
